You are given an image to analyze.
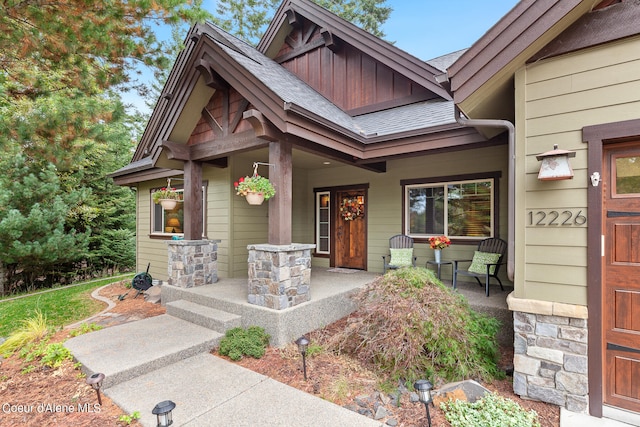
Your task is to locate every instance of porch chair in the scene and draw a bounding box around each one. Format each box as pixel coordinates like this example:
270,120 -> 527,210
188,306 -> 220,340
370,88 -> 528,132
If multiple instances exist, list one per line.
452,237 -> 507,297
382,234 -> 417,273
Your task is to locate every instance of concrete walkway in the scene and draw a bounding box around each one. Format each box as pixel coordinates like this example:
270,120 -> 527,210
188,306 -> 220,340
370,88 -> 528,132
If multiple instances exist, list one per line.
65,314 -> 383,427
63,271 -> 638,427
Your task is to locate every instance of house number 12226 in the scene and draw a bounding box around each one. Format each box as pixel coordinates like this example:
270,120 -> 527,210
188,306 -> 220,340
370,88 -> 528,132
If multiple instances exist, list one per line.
527,210 -> 587,226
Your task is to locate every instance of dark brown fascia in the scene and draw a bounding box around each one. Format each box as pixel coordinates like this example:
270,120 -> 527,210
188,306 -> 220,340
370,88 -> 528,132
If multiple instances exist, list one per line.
131,25 -> 207,163
258,0 -> 451,100
448,0 -> 584,104
112,167 -> 182,186
529,0 -> 640,62
357,126 -> 491,162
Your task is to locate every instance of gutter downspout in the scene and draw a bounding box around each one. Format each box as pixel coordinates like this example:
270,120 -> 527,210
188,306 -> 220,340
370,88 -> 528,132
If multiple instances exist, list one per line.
454,105 -> 516,281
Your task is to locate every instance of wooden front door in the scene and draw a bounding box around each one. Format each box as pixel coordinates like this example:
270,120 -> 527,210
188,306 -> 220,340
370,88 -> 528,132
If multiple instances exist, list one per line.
335,189 -> 367,269
603,141 -> 640,413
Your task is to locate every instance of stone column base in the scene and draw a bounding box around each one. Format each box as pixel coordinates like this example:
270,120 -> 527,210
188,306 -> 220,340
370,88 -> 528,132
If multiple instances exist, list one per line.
166,239 -> 220,288
247,243 -> 315,310
508,293 -> 589,413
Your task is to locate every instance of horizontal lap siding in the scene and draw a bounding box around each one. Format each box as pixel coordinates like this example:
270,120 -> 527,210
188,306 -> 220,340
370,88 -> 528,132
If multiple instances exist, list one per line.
135,167 -> 232,281
518,35 -> 640,305
137,180 -> 171,281
204,167 -> 230,279
307,145 -> 509,274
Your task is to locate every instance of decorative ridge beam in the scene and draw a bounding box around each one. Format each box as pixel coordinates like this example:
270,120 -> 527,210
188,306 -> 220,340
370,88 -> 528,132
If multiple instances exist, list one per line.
243,109 -> 279,141
194,59 -> 228,90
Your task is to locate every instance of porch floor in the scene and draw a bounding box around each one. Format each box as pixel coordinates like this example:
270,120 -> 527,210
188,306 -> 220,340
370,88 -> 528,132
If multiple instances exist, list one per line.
161,268 -> 513,347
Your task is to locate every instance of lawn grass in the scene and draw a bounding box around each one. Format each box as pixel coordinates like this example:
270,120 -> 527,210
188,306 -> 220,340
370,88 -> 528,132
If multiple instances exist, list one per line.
0,275 -> 134,338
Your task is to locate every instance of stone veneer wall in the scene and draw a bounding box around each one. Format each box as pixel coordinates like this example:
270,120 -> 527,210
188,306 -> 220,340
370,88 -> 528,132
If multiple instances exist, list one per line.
508,294 -> 589,413
166,239 -> 220,288
247,243 -> 315,310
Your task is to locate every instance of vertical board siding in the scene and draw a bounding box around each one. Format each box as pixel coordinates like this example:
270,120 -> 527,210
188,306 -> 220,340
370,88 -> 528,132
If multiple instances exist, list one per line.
519,36 -> 640,305
278,24 -> 429,112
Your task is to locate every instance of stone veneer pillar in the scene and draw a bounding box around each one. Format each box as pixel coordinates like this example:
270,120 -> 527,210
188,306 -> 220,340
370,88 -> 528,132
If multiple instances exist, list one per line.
247,243 -> 315,310
166,239 -> 220,288
507,293 -> 589,413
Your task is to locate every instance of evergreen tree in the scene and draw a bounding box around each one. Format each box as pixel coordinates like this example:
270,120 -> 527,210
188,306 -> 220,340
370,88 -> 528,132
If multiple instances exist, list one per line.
213,0 -> 392,44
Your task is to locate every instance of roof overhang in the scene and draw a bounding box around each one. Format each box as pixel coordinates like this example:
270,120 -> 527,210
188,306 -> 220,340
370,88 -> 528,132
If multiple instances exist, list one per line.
447,0 -> 599,120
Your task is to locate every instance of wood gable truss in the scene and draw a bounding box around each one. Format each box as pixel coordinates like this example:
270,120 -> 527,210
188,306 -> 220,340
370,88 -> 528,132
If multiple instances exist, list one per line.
112,0 -> 495,243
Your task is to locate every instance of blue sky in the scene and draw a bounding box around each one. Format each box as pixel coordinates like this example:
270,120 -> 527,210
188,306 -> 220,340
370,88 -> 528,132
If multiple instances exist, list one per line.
127,0 -> 519,113
382,0 -> 519,60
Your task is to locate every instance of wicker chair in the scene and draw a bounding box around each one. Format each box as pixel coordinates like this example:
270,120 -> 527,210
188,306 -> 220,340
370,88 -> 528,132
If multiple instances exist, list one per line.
452,237 -> 507,297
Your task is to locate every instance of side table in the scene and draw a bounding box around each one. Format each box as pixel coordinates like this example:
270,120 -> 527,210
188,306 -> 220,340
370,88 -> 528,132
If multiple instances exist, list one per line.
425,260 -> 453,281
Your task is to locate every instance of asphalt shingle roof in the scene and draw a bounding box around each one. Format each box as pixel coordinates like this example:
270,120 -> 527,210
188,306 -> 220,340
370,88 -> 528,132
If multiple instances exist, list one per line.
205,23 -> 457,140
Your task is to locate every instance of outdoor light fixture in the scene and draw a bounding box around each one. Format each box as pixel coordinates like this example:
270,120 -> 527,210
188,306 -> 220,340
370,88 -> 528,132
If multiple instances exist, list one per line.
152,400 -> 176,427
295,336 -> 310,381
414,379 -> 433,427
86,372 -> 105,406
536,144 -> 576,181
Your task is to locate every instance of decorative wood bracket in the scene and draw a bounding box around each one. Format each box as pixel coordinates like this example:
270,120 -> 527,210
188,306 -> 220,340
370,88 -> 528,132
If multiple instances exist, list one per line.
243,109 -> 279,141
195,59 -> 228,90
320,28 -> 341,52
162,140 -> 191,161
285,7 -> 302,28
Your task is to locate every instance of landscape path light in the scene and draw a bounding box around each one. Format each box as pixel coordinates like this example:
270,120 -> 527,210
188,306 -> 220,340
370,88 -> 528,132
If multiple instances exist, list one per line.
414,379 -> 433,427
295,335 -> 310,381
86,372 -> 105,405
152,400 -> 176,427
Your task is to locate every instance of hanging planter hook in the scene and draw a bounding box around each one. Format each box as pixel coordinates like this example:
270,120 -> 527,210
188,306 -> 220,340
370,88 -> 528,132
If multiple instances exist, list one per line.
252,162 -> 275,177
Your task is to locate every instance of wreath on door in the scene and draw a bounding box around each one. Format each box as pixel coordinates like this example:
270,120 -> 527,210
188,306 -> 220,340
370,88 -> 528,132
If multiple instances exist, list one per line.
340,196 -> 365,221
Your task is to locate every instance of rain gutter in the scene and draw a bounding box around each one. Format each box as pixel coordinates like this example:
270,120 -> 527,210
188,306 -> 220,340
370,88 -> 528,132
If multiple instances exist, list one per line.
453,105 -> 515,281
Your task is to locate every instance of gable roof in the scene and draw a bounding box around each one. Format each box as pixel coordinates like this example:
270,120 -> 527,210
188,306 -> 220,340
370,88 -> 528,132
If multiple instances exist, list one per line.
259,0 -> 451,100
446,0 -> 596,119
113,1 -> 490,182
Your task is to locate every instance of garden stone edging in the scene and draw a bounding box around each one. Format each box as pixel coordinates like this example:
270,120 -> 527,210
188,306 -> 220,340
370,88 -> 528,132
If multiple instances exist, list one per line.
64,284 -> 115,330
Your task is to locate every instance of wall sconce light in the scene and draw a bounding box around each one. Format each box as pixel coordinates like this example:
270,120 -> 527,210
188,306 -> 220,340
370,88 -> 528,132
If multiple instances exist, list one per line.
414,379 -> 433,427
86,372 -> 105,405
152,400 -> 176,427
295,336 -> 310,381
536,144 -> 576,181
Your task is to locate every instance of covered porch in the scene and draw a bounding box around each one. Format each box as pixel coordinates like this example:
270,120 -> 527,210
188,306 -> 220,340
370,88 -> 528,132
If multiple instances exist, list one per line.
159,268 -> 512,347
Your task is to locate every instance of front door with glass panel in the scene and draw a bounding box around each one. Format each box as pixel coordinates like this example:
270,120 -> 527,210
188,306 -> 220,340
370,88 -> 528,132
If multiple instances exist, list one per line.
603,141 -> 640,414
335,189 -> 367,269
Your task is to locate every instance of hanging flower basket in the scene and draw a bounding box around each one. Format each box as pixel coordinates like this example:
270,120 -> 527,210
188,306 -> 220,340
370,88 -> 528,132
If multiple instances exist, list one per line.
152,187 -> 182,210
245,192 -> 265,205
234,175 -> 276,205
159,199 -> 178,210
340,196 -> 364,221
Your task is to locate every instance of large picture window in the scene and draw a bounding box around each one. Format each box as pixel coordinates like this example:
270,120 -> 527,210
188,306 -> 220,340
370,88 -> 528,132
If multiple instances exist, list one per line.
151,185 -> 207,236
403,173 -> 498,240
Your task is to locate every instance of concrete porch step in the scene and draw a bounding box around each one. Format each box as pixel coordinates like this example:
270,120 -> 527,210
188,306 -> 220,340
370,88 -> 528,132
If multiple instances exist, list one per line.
64,314 -> 223,388
166,299 -> 242,332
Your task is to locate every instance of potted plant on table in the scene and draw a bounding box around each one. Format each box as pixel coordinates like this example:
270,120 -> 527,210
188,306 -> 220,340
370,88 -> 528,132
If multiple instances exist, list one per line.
428,235 -> 451,263
234,175 -> 276,205
152,187 -> 182,210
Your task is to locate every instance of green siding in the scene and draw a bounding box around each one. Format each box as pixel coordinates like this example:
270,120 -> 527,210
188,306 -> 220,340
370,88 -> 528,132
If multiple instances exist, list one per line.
307,145 -> 510,276
516,35 -> 640,305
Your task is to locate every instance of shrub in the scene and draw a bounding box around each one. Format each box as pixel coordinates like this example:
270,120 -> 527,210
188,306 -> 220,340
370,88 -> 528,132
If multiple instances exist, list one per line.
218,326 -> 270,361
325,267 -> 502,384
441,392 -> 541,427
